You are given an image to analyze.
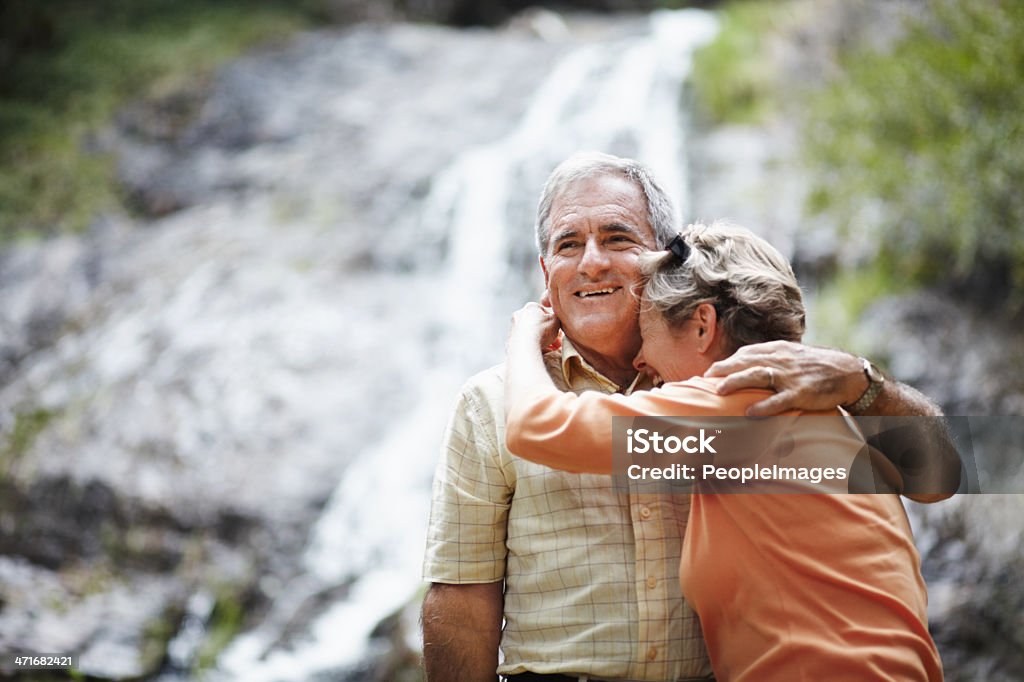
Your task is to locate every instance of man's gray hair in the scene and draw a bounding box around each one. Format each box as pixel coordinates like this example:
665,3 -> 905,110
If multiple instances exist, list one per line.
535,151 -> 678,256
640,220 -> 806,354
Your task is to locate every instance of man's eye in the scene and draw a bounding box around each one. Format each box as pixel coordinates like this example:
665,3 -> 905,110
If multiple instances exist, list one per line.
557,241 -> 580,251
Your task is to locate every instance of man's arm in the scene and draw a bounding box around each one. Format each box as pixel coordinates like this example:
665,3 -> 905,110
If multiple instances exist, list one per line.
704,340 -> 941,417
422,582 -> 503,682
423,372 -> 511,680
705,340 -> 961,501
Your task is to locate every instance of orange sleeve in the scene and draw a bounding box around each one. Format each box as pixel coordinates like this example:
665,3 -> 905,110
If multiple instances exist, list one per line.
505,387 -> 649,475
505,379 -> 763,475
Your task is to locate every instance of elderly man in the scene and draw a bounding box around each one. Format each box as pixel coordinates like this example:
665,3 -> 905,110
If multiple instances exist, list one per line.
421,152 -> 942,682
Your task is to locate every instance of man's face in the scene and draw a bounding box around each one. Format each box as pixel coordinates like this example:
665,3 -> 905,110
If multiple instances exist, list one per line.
541,174 -> 657,362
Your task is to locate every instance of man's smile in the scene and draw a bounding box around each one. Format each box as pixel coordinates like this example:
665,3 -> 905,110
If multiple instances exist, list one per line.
574,286 -> 622,299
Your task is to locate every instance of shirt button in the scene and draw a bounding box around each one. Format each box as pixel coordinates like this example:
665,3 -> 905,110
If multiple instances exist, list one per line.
646,576 -> 657,590
647,646 -> 658,661
639,506 -> 652,519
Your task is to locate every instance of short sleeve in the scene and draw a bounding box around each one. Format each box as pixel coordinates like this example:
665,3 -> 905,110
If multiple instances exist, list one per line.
423,378 -> 512,584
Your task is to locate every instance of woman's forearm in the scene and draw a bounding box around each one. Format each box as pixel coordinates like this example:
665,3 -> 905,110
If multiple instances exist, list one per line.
503,303 -> 627,474
504,321 -> 557,413
503,304 -> 609,473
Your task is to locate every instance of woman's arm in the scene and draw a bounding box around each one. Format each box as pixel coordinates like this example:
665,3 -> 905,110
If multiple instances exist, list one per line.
504,302 -> 562,416
504,302 -> 644,474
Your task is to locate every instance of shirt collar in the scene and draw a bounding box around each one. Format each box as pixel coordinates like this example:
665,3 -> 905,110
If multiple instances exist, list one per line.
559,337 -> 653,395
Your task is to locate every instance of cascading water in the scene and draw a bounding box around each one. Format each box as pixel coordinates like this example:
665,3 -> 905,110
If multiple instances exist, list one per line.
4,6 -> 1021,681
216,9 -> 718,680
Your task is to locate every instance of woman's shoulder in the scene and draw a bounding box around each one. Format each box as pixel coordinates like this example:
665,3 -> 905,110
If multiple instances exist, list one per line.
655,376 -> 779,416
662,375 -> 773,398
659,376 -> 843,418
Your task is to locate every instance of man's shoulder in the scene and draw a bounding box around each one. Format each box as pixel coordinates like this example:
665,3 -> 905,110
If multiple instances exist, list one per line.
459,352 -> 564,396
458,362 -> 505,401
450,363 -> 508,426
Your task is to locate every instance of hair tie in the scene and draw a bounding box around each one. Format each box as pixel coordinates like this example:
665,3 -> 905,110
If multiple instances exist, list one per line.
667,233 -> 690,262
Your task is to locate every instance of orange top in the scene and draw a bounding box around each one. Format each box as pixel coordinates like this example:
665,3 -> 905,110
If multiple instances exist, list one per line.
505,377 -> 944,681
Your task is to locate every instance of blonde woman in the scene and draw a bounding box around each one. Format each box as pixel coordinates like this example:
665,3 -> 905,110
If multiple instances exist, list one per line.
504,221 -> 945,681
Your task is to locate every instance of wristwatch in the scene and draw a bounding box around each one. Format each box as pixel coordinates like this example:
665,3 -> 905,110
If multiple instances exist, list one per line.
842,357 -> 885,415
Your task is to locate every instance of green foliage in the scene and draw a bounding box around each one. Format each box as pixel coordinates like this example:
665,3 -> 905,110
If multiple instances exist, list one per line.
805,0 -> 1024,316
807,268 -> 909,354
195,586 -> 248,671
689,0 -> 782,124
2,407 -> 57,470
141,584 -> 249,673
0,1 -> 320,239
141,601 -> 186,673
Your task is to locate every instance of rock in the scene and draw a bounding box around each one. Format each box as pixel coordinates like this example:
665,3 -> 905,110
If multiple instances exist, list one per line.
0,17 -> 566,680
859,290 -> 1024,415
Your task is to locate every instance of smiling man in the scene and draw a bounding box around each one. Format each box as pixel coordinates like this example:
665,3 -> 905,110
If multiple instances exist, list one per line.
421,152 -> 944,682
540,171 -> 659,387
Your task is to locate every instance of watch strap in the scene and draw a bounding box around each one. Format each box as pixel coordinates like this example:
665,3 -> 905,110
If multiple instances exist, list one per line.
843,358 -> 885,415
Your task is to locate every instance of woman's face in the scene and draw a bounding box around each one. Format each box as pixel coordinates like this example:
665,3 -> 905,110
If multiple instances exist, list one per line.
632,305 -> 718,384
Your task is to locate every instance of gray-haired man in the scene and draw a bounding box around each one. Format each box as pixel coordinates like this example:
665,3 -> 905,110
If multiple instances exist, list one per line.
421,152 -> 943,682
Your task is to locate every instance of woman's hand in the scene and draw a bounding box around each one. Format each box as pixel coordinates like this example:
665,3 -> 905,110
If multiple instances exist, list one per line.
505,300 -> 562,414
509,301 -> 561,351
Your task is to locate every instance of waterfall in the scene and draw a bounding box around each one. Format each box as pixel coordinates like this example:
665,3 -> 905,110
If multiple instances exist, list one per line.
216,9 -> 718,679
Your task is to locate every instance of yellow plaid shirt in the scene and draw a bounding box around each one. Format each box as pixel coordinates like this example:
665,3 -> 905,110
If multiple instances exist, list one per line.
423,340 -> 713,681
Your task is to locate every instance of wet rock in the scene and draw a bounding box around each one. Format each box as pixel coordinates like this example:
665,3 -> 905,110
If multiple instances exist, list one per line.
1,17 -> 567,680
910,495 -> 1024,682
104,23 -> 556,223
858,290 -> 1024,415
0,228 -> 112,385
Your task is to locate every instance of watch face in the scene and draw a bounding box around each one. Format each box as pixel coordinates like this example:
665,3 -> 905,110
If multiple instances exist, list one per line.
865,360 -> 885,383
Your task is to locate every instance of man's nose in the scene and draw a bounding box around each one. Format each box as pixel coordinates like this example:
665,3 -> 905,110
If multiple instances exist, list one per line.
577,238 -> 611,277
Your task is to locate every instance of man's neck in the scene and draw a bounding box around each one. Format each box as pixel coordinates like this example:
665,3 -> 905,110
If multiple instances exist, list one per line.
571,341 -> 639,390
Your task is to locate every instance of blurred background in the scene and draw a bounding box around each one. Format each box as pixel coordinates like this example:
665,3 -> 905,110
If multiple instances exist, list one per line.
0,0 -> 1021,680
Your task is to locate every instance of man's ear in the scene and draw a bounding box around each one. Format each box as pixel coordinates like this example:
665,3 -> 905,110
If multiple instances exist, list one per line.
694,303 -> 718,354
539,255 -> 550,286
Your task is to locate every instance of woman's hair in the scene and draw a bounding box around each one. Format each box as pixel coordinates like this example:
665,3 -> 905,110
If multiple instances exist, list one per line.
639,220 -> 805,354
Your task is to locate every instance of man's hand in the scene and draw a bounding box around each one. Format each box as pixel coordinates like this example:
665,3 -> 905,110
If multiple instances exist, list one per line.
704,340 -> 943,418
706,341 -> 957,500
704,340 -> 865,417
